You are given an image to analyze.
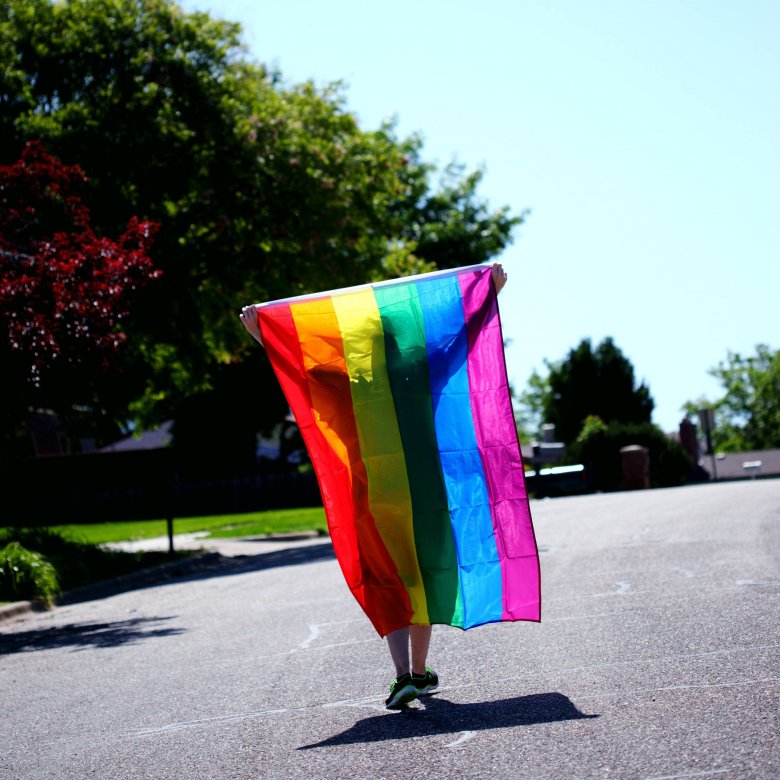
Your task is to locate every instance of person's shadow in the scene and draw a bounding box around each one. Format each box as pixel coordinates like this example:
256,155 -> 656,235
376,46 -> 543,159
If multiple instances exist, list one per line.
299,692 -> 597,749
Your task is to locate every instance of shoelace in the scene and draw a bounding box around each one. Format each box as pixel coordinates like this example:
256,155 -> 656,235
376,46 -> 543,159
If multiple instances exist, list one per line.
389,675 -> 411,692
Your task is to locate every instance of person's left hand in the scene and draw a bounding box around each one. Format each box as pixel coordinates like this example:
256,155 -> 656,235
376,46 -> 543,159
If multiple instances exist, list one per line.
492,262 -> 508,294
239,304 -> 264,346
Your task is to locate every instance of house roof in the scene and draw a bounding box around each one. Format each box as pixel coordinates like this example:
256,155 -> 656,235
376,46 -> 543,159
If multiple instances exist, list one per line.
700,448 -> 780,480
98,420 -> 173,452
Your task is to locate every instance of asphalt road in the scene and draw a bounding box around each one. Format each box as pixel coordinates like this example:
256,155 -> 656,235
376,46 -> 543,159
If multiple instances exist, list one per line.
2,479 -> 778,779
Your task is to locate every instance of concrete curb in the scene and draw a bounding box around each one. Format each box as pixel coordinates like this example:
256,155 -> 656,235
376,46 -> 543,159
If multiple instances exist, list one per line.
0,551 -> 223,624
0,531 -> 328,626
0,600 -> 42,624
56,551 -> 223,605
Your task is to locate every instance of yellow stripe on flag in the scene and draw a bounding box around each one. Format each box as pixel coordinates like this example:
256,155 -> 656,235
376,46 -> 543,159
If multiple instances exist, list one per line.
332,288 -> 429,623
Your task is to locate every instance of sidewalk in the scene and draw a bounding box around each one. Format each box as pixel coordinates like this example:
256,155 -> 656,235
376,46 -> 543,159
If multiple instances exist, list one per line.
0,531 -> 328,625
101,530 -> 325,557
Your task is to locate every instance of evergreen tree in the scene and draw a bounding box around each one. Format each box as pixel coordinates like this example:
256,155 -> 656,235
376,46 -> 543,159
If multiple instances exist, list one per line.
539,338 -> 654,445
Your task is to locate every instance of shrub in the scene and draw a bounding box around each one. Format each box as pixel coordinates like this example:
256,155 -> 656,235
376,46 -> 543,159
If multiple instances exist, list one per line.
568,420 -> 691,491
0,542 -> 59,605
0,526 -> 195,594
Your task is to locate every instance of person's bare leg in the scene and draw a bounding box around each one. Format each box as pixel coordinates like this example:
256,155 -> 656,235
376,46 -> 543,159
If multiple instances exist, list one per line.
410,624 -> 432,675
386,627 -> 410,678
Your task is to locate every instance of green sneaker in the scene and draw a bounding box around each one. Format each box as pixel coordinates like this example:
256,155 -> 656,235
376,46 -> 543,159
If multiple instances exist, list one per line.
385,673 -> 417,709
411,667 -> 439,695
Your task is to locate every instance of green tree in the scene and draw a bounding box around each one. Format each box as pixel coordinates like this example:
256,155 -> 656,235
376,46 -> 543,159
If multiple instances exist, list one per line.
0,0 -> 523,451
686,344 -> 780,452
516,368 -> 548,440
525,338 -> 654,445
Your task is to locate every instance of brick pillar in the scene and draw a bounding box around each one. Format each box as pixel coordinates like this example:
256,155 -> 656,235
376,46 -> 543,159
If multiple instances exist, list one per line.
678,417 -> 699,462
620,445 -> 650,490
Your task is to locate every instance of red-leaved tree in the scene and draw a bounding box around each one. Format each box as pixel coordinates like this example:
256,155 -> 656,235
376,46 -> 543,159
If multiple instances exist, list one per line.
0,142 -> 160,457
0,141 -> 160,387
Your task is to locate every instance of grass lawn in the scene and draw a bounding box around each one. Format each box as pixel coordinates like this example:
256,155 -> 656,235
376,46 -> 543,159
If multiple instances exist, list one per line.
48,507 -> 328,545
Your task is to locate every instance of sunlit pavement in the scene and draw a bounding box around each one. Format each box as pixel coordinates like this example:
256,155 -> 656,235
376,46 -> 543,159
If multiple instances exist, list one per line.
1,479 -> 778,779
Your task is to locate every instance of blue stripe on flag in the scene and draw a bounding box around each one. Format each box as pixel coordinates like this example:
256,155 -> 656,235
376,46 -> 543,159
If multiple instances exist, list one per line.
415,275 -> 503,628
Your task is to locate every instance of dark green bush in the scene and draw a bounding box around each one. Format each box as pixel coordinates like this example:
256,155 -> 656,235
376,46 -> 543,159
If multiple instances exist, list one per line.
0,542 -> 60,605
568,420 -> 691,491
0,527 -> 94,590
0,527 -> 195,594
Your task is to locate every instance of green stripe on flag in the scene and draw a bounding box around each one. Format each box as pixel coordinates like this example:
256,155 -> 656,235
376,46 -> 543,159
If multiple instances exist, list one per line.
375,283 -> 463,626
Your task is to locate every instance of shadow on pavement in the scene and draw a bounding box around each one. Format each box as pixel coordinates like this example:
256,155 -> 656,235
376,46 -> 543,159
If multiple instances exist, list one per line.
299,692 -> 598,749
169,541 -> 336,585
235,534 -> 323,543
0,616 -> 184,655
58,541 -> 336,606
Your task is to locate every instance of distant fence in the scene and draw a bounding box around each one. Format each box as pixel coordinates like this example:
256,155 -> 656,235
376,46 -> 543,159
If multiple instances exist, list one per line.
523,464 -> 590,498
1,449 -> 596,527
1,450 -> 321,525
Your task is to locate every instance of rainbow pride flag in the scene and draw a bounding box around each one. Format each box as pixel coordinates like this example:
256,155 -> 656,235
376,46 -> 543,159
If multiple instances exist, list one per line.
256,264 -> 540,636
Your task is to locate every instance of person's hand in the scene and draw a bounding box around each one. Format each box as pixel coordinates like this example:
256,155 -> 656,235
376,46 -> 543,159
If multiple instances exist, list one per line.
492,262 -> 508,294
239,304 -> 264,346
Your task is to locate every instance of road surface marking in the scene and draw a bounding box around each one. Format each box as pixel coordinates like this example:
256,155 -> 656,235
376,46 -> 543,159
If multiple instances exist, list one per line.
544,610 -> 639,622
592,581 -> 640,597
445,730 -> 476,748
128,708 -> 289,736
580,676 -> 780,701
294,620 -> 363,651
296,637 -> 377,653
644,769 -> 729,780
495,644 -> 780,685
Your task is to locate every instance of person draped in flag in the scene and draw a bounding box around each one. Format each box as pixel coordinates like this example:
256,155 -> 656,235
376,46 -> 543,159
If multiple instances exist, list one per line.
240,262 -> 509,709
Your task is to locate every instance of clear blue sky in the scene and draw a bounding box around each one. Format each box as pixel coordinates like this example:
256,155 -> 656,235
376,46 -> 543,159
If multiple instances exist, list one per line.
187,0 -> 779,433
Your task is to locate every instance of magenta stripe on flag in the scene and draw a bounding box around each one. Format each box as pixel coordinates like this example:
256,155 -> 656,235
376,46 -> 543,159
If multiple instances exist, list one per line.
459,269 -> 541,621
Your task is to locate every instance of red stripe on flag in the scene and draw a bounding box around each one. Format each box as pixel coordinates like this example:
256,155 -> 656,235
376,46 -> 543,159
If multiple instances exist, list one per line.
258,303 -> 413,635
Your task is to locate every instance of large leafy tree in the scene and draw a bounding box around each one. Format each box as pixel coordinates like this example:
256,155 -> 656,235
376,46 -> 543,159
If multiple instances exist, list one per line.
526,337 -> 654,445
0,0 -> 522,451
686,344 -> 780,452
